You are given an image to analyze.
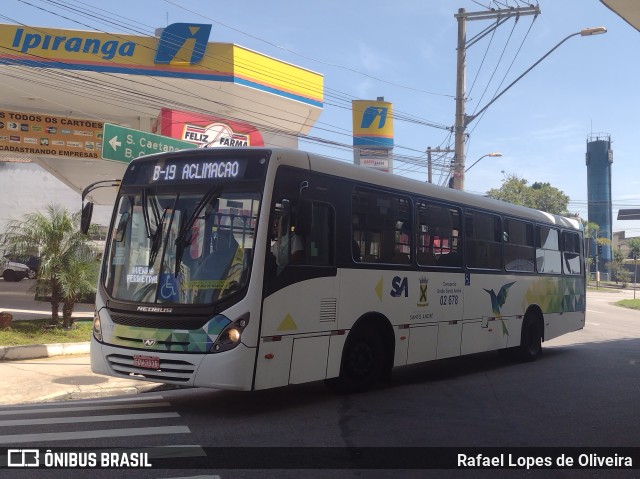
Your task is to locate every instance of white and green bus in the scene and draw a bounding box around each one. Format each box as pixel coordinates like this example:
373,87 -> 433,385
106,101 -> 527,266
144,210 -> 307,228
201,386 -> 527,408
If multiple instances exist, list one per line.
86,147 -> 585,393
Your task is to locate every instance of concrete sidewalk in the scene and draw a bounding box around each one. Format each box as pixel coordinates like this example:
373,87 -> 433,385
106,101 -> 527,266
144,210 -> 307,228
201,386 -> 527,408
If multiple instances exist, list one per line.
0,353 -> 169,405
0,328 -> 168,406
0,281 -> 173,405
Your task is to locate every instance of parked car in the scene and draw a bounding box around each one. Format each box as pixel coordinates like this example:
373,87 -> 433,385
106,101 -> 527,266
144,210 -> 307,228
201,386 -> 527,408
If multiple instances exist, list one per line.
1,255 -> 31,282
3,254 -> 39,278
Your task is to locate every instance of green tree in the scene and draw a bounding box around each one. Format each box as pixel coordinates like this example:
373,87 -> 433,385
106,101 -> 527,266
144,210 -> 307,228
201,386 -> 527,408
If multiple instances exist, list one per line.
1,204 -> 100,328
486,174 -> 570,215
628,238 -> 640,290
607,247 -> 629,286
582,220 -> 600,265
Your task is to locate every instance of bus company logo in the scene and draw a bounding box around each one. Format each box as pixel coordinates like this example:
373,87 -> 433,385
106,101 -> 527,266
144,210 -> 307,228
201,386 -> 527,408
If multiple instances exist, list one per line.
23,137 -> 37,145
390,276 -> 408,298
31,125 -> 43,132
8,449 -> 40,467
9,135 -> 20,142
360,106 -> 388,130
417,277 -> 429,307
154,23 -> 211,65
183,123 -> 250,148
47,126 -> 57,134
20,124 -> 29,132
8,122 -> 19,130
143,339 -> 156,348
61,129 -> 72,134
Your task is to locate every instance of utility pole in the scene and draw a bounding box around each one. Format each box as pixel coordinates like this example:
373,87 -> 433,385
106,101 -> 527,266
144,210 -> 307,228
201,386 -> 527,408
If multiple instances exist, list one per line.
426,147 -> 454,184
451,5 -> 540,190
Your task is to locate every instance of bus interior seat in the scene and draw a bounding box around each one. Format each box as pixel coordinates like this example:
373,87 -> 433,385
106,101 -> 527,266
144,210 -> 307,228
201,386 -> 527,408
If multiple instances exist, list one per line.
391,252 -> 410,264
417,251 -> 437,266
193,232 -> 239,301
438,252 -> 460,267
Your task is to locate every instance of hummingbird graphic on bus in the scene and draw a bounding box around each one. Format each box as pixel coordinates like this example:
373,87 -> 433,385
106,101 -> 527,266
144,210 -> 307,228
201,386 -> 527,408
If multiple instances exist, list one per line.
484,281 -> 516,336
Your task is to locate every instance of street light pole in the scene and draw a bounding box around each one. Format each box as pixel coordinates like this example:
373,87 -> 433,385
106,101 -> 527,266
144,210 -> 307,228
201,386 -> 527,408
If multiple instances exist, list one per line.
465,152 -> 502,173
451,25 -> 606,190
465,27 -> 607,126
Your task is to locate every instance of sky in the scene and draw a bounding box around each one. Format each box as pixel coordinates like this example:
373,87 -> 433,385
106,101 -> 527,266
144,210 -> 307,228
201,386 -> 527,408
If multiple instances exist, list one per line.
2,0 -> 639,234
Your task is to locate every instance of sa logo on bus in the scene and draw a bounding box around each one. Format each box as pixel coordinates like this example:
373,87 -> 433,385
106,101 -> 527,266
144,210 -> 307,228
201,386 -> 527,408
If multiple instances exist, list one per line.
390,276 -> 408,297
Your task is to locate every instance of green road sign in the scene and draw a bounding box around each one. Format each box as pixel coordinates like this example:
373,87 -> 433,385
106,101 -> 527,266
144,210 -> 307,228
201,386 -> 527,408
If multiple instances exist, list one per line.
102,123 -> 196,163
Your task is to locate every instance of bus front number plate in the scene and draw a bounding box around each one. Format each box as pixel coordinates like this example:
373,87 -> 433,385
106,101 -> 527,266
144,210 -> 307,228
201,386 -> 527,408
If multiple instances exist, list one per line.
133,355 -> 160,370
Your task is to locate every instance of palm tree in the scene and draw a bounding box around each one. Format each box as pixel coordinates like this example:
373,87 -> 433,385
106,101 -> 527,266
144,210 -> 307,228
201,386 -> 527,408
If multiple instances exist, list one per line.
582,220 -> 600,259
1,204 -> 100,328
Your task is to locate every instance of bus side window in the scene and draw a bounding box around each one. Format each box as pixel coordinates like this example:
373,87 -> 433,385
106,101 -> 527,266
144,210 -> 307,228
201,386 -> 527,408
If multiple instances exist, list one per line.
268,200 -> 334,272
504,219 -> 535,272
301,202 -> 334,266
352,188 -> 411,265
562,230 -> 582,275
536,226 -> 562,274
465,210 -> 502,270
417,201 -> 461,268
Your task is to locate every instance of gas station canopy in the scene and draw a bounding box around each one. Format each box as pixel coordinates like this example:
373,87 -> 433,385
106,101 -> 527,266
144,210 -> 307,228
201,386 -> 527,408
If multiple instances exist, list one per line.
600,0 -> 640,31
0,22 -> 324,204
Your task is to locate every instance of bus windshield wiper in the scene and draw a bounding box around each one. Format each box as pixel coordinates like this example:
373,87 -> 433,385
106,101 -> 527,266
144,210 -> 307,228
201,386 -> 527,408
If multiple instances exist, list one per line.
173,186 -> 220,276
141,189 -> 153,240
148,207 -> 169,269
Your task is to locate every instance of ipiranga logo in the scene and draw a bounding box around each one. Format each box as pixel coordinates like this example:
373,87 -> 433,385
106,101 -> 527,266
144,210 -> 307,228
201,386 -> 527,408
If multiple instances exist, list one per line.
154,23 -> 211,65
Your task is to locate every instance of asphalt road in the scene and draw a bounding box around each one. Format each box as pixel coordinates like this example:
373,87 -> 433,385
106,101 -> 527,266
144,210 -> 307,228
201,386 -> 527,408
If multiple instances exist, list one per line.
1,288 -> 638,479
0,277 -> 93,320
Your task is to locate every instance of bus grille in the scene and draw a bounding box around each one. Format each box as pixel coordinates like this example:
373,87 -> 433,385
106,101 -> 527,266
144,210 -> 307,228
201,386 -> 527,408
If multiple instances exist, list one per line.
110,312 -> 210,330
106,354 -> 196,383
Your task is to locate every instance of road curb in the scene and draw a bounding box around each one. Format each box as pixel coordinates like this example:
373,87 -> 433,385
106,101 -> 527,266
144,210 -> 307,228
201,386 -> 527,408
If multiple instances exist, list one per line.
0,342 -> 90,361
34,383 -> 175,403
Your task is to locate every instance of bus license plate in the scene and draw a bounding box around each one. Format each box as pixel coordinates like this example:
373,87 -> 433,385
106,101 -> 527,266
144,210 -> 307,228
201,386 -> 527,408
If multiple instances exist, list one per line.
133,355 -> 160,370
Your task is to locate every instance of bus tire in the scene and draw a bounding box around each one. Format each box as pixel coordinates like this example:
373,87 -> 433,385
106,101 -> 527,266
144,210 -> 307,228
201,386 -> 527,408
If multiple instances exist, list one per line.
327,327 -> 384,393
517,312 -> 543,362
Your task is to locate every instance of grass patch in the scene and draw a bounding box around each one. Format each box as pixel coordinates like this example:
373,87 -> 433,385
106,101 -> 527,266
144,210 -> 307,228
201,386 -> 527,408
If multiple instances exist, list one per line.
0,319 -> 92,346
615,299 -> 640,310
587,284 -> 633,293
587,287 -> 623,293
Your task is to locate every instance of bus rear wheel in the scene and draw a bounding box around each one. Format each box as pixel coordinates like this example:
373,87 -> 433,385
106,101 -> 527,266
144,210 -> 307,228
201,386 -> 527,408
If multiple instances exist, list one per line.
327,328 -> 384,393
517,313 -> 543,362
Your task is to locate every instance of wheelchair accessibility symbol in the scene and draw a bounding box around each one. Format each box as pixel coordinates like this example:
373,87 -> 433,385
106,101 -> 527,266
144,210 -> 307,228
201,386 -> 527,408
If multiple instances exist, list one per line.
159,274 -> 178,300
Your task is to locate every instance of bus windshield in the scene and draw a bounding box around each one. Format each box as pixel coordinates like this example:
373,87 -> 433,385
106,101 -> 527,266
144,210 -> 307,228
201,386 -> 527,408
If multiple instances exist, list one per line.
103,188 -> 260,306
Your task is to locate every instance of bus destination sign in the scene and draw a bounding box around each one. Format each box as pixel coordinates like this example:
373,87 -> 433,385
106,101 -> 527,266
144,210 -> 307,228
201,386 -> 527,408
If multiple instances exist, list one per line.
122,156 -> 252,186
151,159 -> 243,183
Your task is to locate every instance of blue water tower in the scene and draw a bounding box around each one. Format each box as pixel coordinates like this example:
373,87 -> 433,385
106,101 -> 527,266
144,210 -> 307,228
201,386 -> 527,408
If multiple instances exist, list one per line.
586,133 -> 613,275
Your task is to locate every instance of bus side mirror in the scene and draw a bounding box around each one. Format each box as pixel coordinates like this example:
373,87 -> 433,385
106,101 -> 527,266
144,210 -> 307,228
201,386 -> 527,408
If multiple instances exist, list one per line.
80,202 -> 94,235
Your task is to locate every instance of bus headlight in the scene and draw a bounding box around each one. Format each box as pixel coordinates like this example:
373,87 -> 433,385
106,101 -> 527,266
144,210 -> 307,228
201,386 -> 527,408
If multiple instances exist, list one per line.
92,312 -> 103,342
210,315 -> 249,353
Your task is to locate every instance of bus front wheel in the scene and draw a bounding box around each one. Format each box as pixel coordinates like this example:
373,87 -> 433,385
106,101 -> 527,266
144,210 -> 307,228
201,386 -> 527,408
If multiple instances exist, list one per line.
327,328 -> 384,393
517,313 -> 543,362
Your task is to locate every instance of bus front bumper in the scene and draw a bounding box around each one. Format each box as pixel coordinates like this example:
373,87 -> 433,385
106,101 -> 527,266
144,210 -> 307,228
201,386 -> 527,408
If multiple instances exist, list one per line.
90,337 -> 256,391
